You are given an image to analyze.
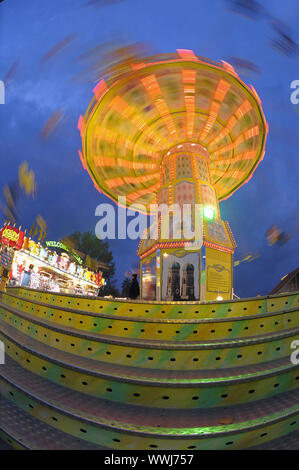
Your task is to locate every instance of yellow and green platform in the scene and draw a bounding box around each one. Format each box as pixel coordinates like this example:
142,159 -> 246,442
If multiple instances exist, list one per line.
0,287 -> 298,449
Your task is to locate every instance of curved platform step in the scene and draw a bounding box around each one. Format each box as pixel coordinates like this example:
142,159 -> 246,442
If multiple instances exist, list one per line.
0,318 -> 298,409
1,298 -> 297,348
0,357 -> 298,450
0,395 -> 105,450
249,429 -> 299,449
0,301 -> 297,372
3,290 -> 299,341
7,287 -> 299,320
1,355 -> 299,430
1,288 -> 299,324
0,287 -> 298,449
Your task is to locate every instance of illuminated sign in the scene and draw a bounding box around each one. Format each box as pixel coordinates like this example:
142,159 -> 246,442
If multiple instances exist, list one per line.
3,229 -> 19,243
46,241 -> 68,251
0,225 -> 24,250
46,240 -> 83,264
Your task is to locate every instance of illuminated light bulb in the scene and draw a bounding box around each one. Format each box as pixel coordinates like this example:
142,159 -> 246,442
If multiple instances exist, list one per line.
216,295 -> 223,301
163,253 -> 168,257
203,206 -> 215,220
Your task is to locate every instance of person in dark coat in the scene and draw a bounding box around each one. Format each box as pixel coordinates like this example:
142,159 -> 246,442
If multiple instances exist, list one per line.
129,273 -> 140,300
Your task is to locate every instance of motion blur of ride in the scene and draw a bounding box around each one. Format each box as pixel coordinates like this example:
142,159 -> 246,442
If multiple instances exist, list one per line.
266,218 -> 299,247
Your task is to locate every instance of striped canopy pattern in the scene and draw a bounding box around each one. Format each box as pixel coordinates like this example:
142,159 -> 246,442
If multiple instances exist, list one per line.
79,50 -> 267,213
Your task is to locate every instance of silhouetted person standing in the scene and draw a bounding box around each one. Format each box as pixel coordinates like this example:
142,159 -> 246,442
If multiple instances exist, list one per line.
129,273 -> 140,300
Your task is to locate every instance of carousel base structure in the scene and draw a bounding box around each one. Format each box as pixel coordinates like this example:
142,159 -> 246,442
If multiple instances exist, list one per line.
0,286 -> 298,450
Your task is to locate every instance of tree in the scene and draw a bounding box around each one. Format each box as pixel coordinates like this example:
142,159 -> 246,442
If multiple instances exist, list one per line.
121,277 -> 131,298
61,231 -> 119,296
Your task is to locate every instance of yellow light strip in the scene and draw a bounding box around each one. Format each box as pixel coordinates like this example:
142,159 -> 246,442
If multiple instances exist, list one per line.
199,101 -> 220,142
199,80 -> 230,142
183,69 -> 196,139
105,177 -> 126,189
94,156 -> 156,171
106,172 -> 160,190
182,70 -> 196,84
191,154 -> 201,203
211,167 -> 246,178
127,182 -> 160,202
141,75 -> 162,100
184,94 -> 195,139
210,150 -> 256,164
211,125 -> 259,157
123,173 -> 160,184
208,100 -> 252,148
110,96 -> 148,130
94,156 -> 116,167
141,74 -> 178,141
155,98 -> 178,140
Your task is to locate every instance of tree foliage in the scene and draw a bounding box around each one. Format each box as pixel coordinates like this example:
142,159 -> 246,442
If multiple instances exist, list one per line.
62,231 -> 119,296
121,277 -> 131,298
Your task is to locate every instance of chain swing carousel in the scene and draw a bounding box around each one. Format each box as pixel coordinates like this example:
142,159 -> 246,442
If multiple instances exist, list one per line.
78,49 -> 267,303
0,50 -> 298,450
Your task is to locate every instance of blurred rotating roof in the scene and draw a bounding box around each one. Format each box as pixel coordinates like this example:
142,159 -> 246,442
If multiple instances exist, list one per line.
79,50 -> 268,212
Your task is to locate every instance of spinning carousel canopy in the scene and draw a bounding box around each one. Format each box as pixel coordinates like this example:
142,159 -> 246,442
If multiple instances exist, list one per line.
78,50 -> 267,213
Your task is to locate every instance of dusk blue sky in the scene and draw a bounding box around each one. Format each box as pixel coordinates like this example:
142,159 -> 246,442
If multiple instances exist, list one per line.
0,0 -> 298,297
